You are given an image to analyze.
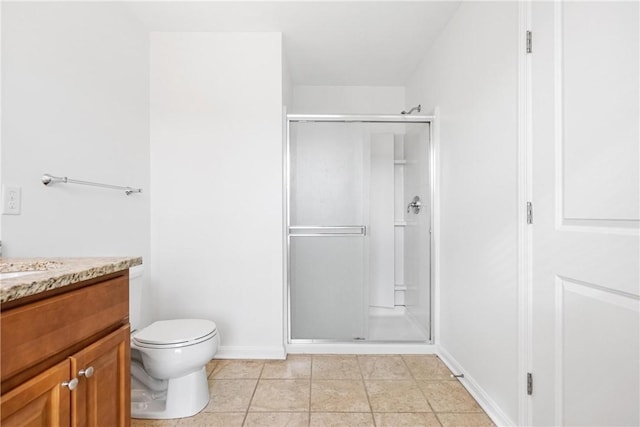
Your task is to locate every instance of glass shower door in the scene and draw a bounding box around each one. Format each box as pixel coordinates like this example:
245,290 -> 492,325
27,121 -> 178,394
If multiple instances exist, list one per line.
288,122 -> 368,341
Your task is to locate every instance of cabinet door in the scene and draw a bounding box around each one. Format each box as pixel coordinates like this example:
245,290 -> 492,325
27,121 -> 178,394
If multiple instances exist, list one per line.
0,360 -> 71,427
71,325 -> 130,427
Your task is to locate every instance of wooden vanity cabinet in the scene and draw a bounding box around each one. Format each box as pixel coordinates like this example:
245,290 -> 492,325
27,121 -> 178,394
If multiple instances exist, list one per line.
0,272 -> 131,427
72,326 -> 130,427
0,360 -> 71,426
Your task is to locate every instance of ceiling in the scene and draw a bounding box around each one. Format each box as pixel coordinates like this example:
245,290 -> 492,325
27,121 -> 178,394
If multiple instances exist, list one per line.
124,1 -> 461,86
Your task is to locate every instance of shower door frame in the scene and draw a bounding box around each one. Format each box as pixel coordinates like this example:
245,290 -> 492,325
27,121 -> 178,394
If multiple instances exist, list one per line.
285,113 -> 436,345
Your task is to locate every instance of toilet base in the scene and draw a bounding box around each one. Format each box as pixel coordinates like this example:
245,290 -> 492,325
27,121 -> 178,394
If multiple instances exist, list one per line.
131,366 -> 209,419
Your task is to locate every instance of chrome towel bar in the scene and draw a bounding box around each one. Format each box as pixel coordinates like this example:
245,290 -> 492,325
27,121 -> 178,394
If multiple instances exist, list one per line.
42,173 -> 142,195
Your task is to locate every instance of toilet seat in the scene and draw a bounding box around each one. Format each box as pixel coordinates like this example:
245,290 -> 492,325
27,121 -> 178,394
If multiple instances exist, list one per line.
133,319 -> 217,349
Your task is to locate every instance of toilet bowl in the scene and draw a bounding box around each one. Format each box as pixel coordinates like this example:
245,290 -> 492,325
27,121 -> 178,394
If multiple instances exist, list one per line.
130,319 -> 219,419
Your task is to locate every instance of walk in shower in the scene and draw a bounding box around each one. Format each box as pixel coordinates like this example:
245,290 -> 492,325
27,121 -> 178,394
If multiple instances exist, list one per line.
286,114 -> 433,344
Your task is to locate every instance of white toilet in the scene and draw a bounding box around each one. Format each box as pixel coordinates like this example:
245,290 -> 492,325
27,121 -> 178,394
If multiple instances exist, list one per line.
129,268 -> 219,419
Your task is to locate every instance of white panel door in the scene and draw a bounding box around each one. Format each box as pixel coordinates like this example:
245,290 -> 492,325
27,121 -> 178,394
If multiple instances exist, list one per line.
531,2 -> 639,426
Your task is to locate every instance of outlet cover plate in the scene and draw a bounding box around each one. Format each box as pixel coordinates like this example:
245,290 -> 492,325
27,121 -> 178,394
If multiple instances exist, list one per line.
2,186 -> 22,215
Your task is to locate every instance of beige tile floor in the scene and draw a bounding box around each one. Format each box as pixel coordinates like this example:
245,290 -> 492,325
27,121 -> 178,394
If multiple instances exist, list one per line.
131,355 -> 494,427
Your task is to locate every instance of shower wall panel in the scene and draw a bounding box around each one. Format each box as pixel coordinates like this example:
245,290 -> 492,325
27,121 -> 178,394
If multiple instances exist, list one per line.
404,127 -> 431,334
369,134 -> 395,308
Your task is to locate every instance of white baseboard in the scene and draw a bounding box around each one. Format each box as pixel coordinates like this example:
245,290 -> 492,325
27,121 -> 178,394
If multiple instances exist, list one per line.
437,346 -> 515,427
287,342 -> 437,355
215,345 -> 286,360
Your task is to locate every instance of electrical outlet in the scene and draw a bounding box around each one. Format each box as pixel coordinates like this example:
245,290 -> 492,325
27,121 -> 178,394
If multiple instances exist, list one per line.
2,186 -> 21,215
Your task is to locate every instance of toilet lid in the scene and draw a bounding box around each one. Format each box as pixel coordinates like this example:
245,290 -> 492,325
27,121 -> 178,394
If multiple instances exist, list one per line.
133,319 -> 217,346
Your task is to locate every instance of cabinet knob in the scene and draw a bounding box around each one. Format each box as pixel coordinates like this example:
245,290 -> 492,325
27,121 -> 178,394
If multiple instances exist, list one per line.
79,366 -> 94,378
62,378 -> 79,390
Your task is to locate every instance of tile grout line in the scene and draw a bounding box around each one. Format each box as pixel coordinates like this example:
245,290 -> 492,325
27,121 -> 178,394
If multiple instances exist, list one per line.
357,355 -> 377,427
412,355 -> 492,425
240,360 -> 265,427
401,354 -> 443,427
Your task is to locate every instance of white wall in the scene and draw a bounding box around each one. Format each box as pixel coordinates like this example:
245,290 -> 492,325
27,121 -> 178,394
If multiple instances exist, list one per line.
291,85 -> 404,114
283,54 -> 293,110
405,2 -> 519,425
1,3 -> 151,323
150,32 -> 285,358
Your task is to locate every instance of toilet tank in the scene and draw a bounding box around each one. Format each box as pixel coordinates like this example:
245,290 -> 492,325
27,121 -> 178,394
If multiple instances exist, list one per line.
129,264 -> 145,332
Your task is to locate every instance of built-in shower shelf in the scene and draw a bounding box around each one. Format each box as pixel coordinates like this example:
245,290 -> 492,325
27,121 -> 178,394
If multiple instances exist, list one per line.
394,160 -> 407,165
394,221 -> 407,227
395,284 -> 407,291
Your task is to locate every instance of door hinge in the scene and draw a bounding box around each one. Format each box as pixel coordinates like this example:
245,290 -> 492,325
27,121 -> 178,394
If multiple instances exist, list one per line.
527,202 -> 533,224
527,372 -> 533,395
526,31 -> 532,54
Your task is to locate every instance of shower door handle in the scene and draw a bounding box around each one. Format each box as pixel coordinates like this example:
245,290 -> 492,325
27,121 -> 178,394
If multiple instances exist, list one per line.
288,226 -> 367,236
407,196 -> 422,214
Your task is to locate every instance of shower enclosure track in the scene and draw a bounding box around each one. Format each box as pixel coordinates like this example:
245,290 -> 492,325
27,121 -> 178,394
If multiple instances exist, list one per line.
288,114 -> 434,123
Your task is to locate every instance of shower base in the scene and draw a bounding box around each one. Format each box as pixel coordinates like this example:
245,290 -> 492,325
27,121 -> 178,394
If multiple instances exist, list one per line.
367,306 -> 427,341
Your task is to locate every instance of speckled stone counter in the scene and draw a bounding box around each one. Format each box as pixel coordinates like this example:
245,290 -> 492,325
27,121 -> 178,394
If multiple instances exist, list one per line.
0,257 -> 142,304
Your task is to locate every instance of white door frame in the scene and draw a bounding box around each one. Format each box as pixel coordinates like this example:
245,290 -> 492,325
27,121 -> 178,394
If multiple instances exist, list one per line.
517,1 -> 533,426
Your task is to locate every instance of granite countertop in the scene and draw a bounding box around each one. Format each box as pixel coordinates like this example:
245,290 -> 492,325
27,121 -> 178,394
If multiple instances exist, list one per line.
0,257 -> 142,304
